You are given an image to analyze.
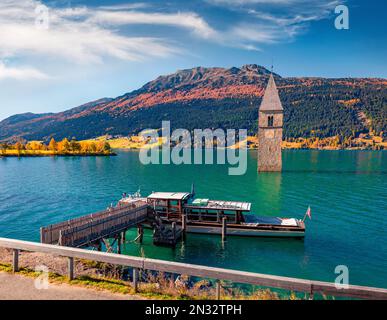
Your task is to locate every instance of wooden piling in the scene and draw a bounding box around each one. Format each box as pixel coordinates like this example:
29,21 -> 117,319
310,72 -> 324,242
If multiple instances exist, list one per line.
133,268 -> 138,293
182,214 -> 187,239
222,217 -> 227,242
68,257 -> 74,280
122,231 -> 126,242
137,225 -> 143,243
12,249 -> 19,273
117,234 -> 122,254
172,222 -> 176,242
97,240 -> 102,251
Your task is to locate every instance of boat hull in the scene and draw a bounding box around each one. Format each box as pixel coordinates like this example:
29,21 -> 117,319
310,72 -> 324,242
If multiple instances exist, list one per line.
186,224 -> 305,238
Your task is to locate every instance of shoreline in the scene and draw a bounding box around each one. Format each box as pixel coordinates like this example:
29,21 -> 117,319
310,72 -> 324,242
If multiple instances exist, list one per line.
0,152 -> 117,158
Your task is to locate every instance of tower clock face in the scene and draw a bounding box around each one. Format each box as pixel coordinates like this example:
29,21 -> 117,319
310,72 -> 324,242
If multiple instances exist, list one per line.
265,129 -> 275,139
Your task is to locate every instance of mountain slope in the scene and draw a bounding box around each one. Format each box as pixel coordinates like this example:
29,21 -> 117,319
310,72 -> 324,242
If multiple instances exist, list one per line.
0,65 -> 386,142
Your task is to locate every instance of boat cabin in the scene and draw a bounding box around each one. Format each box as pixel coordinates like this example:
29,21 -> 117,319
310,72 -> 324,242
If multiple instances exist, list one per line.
147,192 -> 252,224
184,199 -> 251,224
147,192 -> 191,219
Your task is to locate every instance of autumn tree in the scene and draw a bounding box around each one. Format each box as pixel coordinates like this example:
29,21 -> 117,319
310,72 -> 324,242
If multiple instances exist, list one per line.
103,142 -> 111,153
89,142 -> 97,153
14,141 -> 24,156
26,141 -> 44,151
0,142 -> 9,155
48,138 -> 58,152
70,139 -> 81,153
57,138 -> 70,153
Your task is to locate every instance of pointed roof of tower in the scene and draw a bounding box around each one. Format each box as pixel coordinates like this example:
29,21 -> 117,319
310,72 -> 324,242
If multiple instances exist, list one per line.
259,74 -> 283,111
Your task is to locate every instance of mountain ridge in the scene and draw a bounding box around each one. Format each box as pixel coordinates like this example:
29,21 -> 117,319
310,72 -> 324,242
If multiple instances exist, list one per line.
0,64 -> 386,142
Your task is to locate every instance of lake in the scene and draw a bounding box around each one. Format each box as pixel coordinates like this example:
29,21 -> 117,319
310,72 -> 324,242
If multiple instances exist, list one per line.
0,150 -> 386,288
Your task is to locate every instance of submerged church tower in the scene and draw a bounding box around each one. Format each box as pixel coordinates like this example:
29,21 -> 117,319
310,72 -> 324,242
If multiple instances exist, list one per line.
258,73 -> 283,172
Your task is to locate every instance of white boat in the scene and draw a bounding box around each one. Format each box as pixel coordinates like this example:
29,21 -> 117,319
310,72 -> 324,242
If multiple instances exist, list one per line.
143,192 -> 306,239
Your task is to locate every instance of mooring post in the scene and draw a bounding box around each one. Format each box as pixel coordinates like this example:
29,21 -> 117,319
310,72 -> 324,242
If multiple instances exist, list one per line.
122,231 -> 126,242
215,280 -> 221,300
12,249 -> 19,273
133,268 -> 138,293
222,217 -> 227,242
172,222 -> 176,241
68,257 -> 74,280
117,234 -> 122,254
137,225 -> 143,243
182,214 -> 187,239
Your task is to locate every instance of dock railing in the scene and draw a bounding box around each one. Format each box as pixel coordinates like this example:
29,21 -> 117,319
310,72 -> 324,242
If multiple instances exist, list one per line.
0,237 -> 386,300
40,200 -> 148,246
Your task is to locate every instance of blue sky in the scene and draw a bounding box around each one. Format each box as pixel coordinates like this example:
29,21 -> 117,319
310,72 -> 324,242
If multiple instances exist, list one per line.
0,0 -> 386,120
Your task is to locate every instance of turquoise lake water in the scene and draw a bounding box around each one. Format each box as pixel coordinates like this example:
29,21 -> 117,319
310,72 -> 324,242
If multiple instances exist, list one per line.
0,150 -> 386,288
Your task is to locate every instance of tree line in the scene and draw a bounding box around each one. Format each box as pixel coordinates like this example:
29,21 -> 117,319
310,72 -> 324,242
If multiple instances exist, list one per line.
0,138 -> 112,156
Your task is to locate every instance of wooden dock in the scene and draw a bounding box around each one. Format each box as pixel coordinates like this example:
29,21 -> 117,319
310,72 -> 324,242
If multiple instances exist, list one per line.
40,200 -> 148,248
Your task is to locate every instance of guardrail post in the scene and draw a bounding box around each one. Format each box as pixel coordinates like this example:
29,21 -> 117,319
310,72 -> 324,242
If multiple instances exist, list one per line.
12,249 -> 19,272
68,257 -> 74,280
133,268 -> 138,293
309,286 -> 314,300
215,280 -> 221,300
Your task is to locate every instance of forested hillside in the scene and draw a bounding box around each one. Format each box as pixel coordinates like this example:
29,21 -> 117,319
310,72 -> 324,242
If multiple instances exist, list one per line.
0,65 -> 385,142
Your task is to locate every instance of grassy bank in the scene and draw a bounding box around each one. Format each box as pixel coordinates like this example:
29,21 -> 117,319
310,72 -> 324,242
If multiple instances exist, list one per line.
0,248 -> 286,300
84,134 -> 386,151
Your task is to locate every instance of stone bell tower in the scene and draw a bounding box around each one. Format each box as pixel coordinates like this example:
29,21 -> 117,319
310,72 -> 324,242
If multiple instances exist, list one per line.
258,73 -> 283,172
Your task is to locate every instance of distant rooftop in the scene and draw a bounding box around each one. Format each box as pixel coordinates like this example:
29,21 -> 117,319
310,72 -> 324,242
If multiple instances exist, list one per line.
147,192 -> 191,201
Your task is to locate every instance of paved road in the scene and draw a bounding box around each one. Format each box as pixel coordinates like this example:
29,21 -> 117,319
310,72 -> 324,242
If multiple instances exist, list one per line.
0,272 -> 142,300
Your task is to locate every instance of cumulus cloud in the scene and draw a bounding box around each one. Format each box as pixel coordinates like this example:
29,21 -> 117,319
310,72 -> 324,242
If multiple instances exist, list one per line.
0,0 -> 180,66
0,0 -> 339,80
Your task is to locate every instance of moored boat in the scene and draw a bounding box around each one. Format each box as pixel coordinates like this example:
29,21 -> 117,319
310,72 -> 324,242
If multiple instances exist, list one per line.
120,190 -> 306,239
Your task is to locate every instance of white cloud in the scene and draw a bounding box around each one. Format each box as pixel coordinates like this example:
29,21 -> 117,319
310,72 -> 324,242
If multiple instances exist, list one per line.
0,0 -> 339,79
206,0 -> 339,49
208,0 -> 325,5
88,10 -> 217,39
0,61 -> 49,80
0,0 -> 180,66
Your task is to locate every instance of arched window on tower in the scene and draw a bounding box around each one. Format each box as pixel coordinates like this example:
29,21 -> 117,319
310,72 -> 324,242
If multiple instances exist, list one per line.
268,116 -> 274,127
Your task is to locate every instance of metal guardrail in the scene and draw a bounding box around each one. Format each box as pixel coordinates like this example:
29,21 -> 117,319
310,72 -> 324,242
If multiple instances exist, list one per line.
0,237 -> 386,300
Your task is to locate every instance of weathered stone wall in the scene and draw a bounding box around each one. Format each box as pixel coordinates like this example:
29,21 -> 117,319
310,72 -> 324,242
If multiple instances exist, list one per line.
258,111 -> 283,128
258,111 -> 283,172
